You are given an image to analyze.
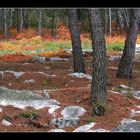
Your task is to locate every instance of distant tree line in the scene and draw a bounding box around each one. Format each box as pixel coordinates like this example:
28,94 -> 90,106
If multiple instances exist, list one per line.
0,8 -> 133,39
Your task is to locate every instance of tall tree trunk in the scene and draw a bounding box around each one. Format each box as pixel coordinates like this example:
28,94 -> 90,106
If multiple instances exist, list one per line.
9,8 -> 13,28
116,9 -> 140,79
51,14 -> 55,38
88,9 -> 107,105
4,9 -> 8,39
68,9 -> 85,73
109,8 -> 112,36
19,8 -> 23,32
116,9 -> 124,32
122,8 -> 130,31
16,9 -> 20,33
24,9 -> 29,29
38,9 -> 42,36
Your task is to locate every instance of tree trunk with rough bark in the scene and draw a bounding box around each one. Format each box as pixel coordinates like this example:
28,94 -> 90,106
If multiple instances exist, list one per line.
68,9 -> 85,73
88,9 -> 107,105
116,9 -> 140,79
19,8 -> 23,33
38,9 -> 42,36
4,9 -> 8,39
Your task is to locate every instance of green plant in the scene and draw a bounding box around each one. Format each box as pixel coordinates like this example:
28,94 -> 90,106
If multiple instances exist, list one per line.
107,43 -> 123,51
125,91 -> 134,99
3,115 -> 13,122
19,112 -> 40,120
86,117 -> 96,123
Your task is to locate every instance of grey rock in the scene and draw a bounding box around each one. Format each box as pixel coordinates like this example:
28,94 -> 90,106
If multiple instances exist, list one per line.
112,85 -> 135,94
0,99 -> 60,110
32,56 -> 47,63
2,119 -> 12,126
48,129 -> 66,132
68,73 -> 92,80
23,79 -> 35,83
0,70 -> 25,79
43,90 -> 50,99
73,122 -> 95,132
61,106 -> 86,118
108,56 -> 121,61
133,91 -> 140,99
0,86 -> 60,110
50,57 -> 69,61
50,117 -> 80,128
88,129 -> 110,132
112,119 -> 140,132
0,86 -> 44,100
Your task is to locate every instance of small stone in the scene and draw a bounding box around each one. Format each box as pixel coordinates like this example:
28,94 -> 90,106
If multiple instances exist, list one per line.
87,129 -> 109,132
48,129 -> 66,132
68,73 -> 92,80
108,56 -> 121,61
23,79 -> 35,83
9,83 -> 12,86
2,119 -> 12,126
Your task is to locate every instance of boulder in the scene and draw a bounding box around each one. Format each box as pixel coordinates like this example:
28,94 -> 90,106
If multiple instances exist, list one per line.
133,91 -> 140,99
73,122 -> 95,132
112,85 -> 135,94
2,119 -> 12,126
61,106 -> 86,118
50,117 -> 80,128
0,86 -> 60,111
112,119 -> 140,132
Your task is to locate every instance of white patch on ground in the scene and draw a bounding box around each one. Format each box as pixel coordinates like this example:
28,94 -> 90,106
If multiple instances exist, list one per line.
37,71 -> 56,77
68,72 -> 92,80
2,119 -> 12,126
23,79 -> 35,83
0,71 -> 4,79
22,63 -> 30,65
61,106 -> 86,118
45,67 -> 50,69
118,85 -> 134,90
133,91 -> 140,99
48,105 -> 60,114
5,70 -> 25,78
108,67 -> 118,70
120,119 -> 137,125
136,44 -> 140,52
107,90 -> 121,94
48,129 -> 66,132
50,57 -> 69,61
0,107 -> 3,112
130,110 -> 140,117
0,70 -> 25,79
0,99 -> 60,110
73,122 -> 96,132
108,56 -> 121,61
87,129 -> 110,132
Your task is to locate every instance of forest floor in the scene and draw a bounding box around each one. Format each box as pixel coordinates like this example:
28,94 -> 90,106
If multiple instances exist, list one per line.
0,52 -> 140,132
